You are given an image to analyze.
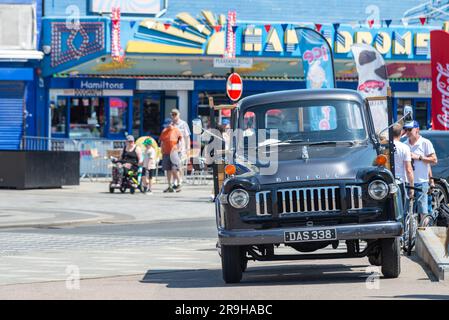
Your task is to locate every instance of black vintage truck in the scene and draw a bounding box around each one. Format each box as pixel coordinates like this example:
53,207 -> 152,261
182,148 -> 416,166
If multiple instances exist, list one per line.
214,89 -> 403,283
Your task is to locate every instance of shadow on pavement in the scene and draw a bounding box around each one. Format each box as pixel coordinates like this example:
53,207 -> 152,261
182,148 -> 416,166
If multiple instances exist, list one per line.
374,294 -> 449,300
140,263 -> 371,288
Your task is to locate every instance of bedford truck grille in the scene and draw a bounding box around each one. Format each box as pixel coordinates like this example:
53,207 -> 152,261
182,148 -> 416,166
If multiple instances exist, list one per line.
255,186 -> 363,216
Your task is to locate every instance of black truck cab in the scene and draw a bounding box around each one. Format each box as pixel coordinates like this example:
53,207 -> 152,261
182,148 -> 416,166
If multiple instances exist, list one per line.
215,89 -> 402,283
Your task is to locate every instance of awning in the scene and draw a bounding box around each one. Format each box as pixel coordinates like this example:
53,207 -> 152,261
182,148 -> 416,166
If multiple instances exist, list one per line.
0,50 -> 44,61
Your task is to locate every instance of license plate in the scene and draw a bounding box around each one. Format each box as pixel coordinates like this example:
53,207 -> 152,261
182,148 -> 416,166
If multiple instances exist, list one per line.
284,228 -> 337,243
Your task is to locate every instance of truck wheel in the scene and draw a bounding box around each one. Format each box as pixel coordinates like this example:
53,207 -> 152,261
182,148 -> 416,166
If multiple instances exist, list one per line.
368,246 -> 381,266
381,238 -> 401,278
221,245 -> 243,283
241,257 -> 248,273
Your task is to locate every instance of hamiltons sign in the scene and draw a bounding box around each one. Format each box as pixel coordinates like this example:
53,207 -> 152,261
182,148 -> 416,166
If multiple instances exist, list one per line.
74,79 -> 136,90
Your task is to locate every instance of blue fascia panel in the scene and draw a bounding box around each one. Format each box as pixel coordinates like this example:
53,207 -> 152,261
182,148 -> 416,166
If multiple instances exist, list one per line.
0,68 -> 34,81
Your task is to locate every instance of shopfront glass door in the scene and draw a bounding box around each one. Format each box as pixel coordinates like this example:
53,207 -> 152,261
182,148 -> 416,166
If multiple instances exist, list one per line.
51,97 -> 68,137
108,97 -> 129,138
132,93 -> 162,138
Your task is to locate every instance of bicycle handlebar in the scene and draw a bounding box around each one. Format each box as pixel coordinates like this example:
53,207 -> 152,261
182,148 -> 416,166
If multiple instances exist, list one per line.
405,185 -> 422,192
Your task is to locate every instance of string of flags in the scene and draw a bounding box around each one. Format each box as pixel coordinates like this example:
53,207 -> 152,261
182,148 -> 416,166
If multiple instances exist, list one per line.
131,16 -> 433,35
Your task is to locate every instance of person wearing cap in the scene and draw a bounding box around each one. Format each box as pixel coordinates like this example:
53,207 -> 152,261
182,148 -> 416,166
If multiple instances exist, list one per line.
404,120 -> 438,218
159,119 -> 183,193
171,108 -> 191,188
142,138 -> 157,195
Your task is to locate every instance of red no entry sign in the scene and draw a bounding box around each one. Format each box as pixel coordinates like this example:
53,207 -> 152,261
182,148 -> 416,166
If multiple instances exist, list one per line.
226,73 -> 243,101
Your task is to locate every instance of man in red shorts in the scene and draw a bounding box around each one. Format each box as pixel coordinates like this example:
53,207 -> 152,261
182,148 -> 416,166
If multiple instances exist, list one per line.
159,119 -> 183,193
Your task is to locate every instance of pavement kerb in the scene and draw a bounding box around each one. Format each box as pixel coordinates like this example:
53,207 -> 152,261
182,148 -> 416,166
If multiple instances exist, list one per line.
0,217 -> 106,230
416,227 -> 449,281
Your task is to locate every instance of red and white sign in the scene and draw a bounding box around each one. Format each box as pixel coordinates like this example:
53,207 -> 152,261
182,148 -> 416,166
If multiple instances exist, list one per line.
224,11 -> 236,58
226,73 -> 243,101
111,7 -> 124,63
431,30 -> 449,130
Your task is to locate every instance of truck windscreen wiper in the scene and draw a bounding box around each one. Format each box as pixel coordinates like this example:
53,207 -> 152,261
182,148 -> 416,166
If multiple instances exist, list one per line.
306,140 -> 357,147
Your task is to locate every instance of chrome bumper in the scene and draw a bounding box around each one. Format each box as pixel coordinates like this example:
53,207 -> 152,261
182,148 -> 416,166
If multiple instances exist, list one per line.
218,221 -> 403,246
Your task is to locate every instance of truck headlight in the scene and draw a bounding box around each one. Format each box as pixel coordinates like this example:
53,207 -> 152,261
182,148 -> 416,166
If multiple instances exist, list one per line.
229,189 -> 250,209
368,180 -> 389,200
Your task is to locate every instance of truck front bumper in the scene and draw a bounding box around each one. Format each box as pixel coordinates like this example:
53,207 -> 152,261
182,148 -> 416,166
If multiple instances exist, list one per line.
218,221 -> 403,246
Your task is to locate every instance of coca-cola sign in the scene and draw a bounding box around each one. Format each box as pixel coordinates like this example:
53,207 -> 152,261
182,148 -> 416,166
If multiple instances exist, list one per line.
431,30 -> 449,130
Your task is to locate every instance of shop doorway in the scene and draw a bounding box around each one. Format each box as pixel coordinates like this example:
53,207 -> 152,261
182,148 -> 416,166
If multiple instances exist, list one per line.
133,93 -> 161,138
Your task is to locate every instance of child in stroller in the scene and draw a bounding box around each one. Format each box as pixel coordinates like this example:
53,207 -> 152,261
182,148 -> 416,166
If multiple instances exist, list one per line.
109,135 -> 143,194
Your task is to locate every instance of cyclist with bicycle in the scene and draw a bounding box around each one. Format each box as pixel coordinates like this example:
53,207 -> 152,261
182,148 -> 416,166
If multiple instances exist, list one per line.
404,120 -> 438,222
392,124 -> 414,215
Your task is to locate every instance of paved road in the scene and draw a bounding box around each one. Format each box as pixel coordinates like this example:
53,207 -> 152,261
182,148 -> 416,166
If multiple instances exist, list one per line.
0,183 -> 448,300
0,219 -> 448,300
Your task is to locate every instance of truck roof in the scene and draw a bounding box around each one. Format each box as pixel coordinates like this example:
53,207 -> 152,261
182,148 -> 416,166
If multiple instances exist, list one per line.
238,89 -> 365,112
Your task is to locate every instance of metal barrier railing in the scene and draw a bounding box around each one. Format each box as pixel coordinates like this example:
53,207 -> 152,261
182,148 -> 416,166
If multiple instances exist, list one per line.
21,137 -> 126,178
21,137 -> 212,184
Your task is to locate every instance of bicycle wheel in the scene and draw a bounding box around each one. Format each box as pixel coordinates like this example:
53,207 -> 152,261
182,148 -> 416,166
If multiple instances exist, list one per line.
420,214 -> 434,228
407,213 -> 418,256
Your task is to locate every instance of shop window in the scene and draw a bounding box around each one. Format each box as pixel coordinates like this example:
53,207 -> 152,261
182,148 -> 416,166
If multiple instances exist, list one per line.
51,98 -> 67,135
70,97 -> 104,139
109,98 -> 128,135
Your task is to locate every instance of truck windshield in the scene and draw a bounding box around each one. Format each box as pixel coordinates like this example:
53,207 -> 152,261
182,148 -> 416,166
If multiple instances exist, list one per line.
241,100 -> 367,146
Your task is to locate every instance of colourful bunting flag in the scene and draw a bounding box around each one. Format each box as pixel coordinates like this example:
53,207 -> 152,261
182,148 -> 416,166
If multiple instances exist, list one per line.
281,24 -> 288,32
180,25 -> 187,32
385,19 -> 392,27
214,25 -> 222,32
164,23 -> 171,30
232,26 -> 238,33
130,21 -> 136,29
333,23 -> 340,31
315,23 -> 322,32
368,20 -> 374,28
264,24 -> 271,33
420,17 -> 427,25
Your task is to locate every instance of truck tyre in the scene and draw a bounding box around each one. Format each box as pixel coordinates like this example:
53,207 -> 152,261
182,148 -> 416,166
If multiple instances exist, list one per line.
368,245 -> 381,266
221,245 -> 243,283
241,257 -> 248,272
381,238 -> 401,278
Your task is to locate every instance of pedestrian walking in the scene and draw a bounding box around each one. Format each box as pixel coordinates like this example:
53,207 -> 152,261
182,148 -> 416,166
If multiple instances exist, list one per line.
404,120 -> 438,220
160,119 -> 183,193
171,108 -> 191,186
142,138 -> 157,195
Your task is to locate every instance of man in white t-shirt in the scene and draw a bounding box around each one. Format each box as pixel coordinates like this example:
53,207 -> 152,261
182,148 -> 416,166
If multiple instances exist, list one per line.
404,120 -> 438,216
171,109 -> 191,188
393,125 -> 414,207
